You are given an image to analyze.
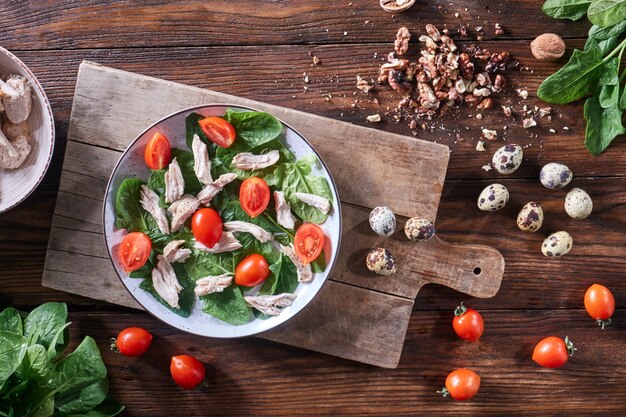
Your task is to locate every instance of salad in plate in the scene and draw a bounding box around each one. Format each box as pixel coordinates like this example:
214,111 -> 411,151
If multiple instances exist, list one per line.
113,109 -> 333,325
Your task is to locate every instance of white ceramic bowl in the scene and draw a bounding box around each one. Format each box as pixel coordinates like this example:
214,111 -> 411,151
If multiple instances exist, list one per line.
103,104 -> 341,338
0,47 -> 55,213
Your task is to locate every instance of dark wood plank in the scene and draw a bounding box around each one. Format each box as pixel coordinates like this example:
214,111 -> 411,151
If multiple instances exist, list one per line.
0,0 -> 589,51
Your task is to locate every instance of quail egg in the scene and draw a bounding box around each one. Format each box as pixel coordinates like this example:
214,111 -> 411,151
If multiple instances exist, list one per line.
477,184 -> 509,211
369,206 -> 396,236
540,162 -> 573,190
541,231 -> 573,257
517,202 -> 543,232
564,188 -> 592,220
404,217 -> 435,241
492,144 -> 523,174
366,247 -> 397,276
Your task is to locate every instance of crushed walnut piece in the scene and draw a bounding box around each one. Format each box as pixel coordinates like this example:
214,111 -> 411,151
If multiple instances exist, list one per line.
356,76 -> 372,93
481,128 -> 498,141
366,114 -> 382,122
394,27 -> 411,55
522,117 -> 537,128
476,140 -> 486,151
494,23 -> 504,36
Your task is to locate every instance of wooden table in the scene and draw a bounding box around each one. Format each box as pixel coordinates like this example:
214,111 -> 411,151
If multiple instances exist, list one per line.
1,1 -> 625,415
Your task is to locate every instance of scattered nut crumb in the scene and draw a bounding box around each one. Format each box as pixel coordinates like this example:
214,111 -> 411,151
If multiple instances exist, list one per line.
538,107 -> 552,118
501,105 -> 512,117
476,113 -> 483,120
494,23 -> 504,36
312,56 -> 321,65
549,128 -> 556,133
476,140 -> 486,151
522,117 -> 537,128
482,128 -> 498,141
563,126 -> 570,131
356,75 -> 373,93
517,89 -> 529,99
366,114 -> 382,122
482,164 -> 493,172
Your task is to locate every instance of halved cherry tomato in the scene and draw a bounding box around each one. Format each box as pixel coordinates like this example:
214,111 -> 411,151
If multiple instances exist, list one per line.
198,116 -> 236,148
440,369 -> 481,401
144,132 -> 171,170
239,177 -> 270,218
452,303 -> 484,342
584,284 -> 615,328
170,355 -> 206,389
532,336 -> 576,368
118,232 -> 152,273
111,327 -> 153,357
235,254 -> 270,287
191,208 -> 223,248
294,223 -> 325,264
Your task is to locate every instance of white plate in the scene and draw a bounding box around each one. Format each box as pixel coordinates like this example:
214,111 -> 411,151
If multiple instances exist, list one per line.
103,104 -> 342,338
0,47 -> 55,213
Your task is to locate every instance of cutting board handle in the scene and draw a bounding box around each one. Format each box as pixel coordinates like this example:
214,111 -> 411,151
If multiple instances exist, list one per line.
415,236 -> 505,298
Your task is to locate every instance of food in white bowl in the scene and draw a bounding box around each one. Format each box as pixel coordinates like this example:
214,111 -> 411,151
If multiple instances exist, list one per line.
103,105 -> 341,338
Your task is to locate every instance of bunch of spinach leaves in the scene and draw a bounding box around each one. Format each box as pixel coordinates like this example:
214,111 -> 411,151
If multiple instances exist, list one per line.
0,303 -> 123,417
539,0 -> 626,154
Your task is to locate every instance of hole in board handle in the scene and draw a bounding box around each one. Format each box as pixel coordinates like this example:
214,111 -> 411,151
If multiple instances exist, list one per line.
473,267 -> 482,275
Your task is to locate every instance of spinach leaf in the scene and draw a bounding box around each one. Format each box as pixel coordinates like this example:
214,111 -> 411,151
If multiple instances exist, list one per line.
311,251 -> 327,273
114,179 -> 149,232
265,154 -> 333,224
260,253 -> 298,295
588,21 -> 626,41
224,109 -> 284,151
598,57 -> 620,108
587,0 -> 626,28
24,302 -> 68,350
139,263 -> 195,317
56,379 -> 109,414
201,285 -> 251,325
171,148 -> 202,195
185,112 -> 214,152
620,84 -> 626,110
542,0 -> 591,20
584,94 -> 625,155
0,307 -> 23,334
184,251 -> 237,280
0,331 -> 28,389
537,41 -> 604,104
52,337 -> 107,397
147,169 -> 165,192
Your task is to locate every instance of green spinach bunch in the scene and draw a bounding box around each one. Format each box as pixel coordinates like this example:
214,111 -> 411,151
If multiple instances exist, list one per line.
0,303 -> 123,417
539,0 -> 626,154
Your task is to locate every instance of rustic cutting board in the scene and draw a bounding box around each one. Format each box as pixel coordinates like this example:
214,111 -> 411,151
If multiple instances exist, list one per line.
43,61 -> 504,368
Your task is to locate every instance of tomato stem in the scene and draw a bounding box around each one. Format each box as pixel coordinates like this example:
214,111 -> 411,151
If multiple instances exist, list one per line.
454,302 -> 467,317
110,337 -> 120,354
437,387 -> 451,399
564,336 -> 576,357
596,318 -> 612,329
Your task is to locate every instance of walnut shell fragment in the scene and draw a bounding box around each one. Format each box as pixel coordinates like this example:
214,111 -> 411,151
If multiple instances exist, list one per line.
380,0 -> 416,12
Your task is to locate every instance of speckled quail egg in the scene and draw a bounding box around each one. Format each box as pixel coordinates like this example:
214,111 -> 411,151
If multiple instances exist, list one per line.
366,247 -> 397,276
541,231 -> 573,257
477,184 -> 509,211
517,202 -> 543,232
404,217 -> 435,242
492,144 -> 523,174
369,206 -> 396,236
564,188 -> 592,220
540,162 -> 573,190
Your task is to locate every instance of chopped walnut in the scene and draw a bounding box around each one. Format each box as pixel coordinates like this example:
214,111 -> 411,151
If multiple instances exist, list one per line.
517,88 -> 529,99
481,128 -> 498,141
459,53 -> 474,80
538,107 -> 552,118
494,23 -> 504,36
522,117 -> 537,128
482,164 -> 493,172
366,114 -> 382,122
501,105 -> 512,117
312,55 -> 320,65
394,27 -> 411,55
425,24 -> 441,42
356,75 -> 372,93
477,98 -> 493,110
476,140 -> 486,151
486,52 -> 509,74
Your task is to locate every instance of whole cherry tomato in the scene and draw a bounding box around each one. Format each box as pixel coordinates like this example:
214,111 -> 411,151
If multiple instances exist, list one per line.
192,208 -> 223,248
235,254 -> 270,287
171,355 -> 206,389
584,284 -> 615,328
439,369 -> 481,401
452,303 -> 484,342
111,327 -> 153,357
532,336 -> 576,368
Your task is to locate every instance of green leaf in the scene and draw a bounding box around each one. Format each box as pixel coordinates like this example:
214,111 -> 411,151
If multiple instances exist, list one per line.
184,251 -> 237,280
261,254 -> 298,295
584,94 -> 625,155
171,148 -> 202,195
56,379 -> 109,414
146,169 -> 166,192
537,42 -> 604,104
0,307 -> 23,335
620,84 -> 626,110
16,344 -> 49,383
185,112 -> 215,152
588,0 -> 626,27
311,250 -> 327,273
24,302 -> 68,350
224,109 -> 284,151
588,21 -> 626,41
542,0 -> 591,20
52,337 -> 107,397
599,85 -> 619,108
30,395 -> 54,417
47,322 -> 72,361
0,331 -> 28,389
114,179 -> 149,232
598,57 -> 620,108
201,285 -> 251,325
139,263 -> 195,317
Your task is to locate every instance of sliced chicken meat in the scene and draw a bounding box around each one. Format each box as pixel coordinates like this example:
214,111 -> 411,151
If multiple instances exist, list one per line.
3,120 -> 30,141
273,191 -> 295,229
280,244 -> 313,283
2,75 -> 32,124
197,173 -> 237,205
192,134 -> 213,185
224,221 -> 273,243
164,158 -> 185,203
232,150 -> 280,170
139,185 -> 170,234
194,232 -> 242,254
0,133 -> 30,169
194,273 -> 234,296
152,254 -> 183,309
293,192 -> 331,214
163,239 -> 192,263
244,293 -> 297,316
168,194 -> 201,232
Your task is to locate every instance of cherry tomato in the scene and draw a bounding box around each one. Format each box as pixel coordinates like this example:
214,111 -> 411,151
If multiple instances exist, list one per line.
452,303 -> 484,342
235,254 -> 270,287
170,355 -> 206,389
111,327 -> 153,357
118,232 -> 152,273
144,132 -> 171,170
198,116 -> 236,148
294,223 -> 325,264
192,208 -> 223,248
440,369 -> 481,401
532,336 -> 576,368
239,177 -> 270,218
584,284 -> 615,328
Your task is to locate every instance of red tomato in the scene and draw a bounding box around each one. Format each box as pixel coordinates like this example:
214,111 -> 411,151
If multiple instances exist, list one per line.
239,177 -> 270,218
198,116 -> 236,148
440,369 -> 481,401
118,232 -> 152,273
452,303 -> 484,342
170,355 -> 206,389
235,254 -> 270,287
584,284 -> 615,328
532,336 -> 576,368
294,223 -> 325,264
192,208 -> 223,248
144,132 -> 171,170
111,327 -> 153,357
